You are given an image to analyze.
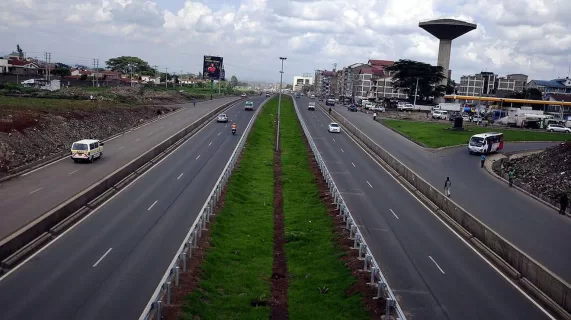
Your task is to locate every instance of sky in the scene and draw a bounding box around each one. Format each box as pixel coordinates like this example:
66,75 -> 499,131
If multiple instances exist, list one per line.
1,0 -> 570,84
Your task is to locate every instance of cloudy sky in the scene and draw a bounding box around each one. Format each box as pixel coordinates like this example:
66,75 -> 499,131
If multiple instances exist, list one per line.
1,0 -> 570,84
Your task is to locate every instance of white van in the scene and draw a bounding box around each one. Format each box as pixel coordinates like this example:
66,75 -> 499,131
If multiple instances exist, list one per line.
432,110 -> 448,120
71,139 -> 104,163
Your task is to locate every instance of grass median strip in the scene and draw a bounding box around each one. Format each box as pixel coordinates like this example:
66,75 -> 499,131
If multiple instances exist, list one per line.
179,99 -> 276,319
280,96 -> 370,319
381,118 -> 570,148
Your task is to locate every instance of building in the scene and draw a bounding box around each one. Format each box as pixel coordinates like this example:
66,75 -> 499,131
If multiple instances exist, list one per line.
314,70 -> 337,97
354,62 -> 387,100
507,74 -> 528,92
458,72 -> 497,96
292,76 -> 313,92
373,76 -> 408,100
339,63 -> 367,99
527,77 -> 571,95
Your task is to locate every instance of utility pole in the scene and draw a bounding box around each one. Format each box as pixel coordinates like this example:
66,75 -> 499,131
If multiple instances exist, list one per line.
153,65 -> 158,86
276,57 -> 287,152
180,69 -> 183,87
95,59 -> 99,87
47,52 -> 51,82
92,58 -> 97,87
413,77 -> 419,107
165,68 -> 168,88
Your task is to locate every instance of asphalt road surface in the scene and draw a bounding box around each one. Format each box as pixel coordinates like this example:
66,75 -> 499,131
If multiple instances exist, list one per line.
0,96 -> 265,320
0,96 -> 240,241
332,104 -> 571,283
296,97 -> 554,320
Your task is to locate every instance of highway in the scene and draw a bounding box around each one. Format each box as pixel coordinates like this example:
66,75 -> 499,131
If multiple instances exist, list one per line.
0,96 -> 266,320
0,96 -> 240,242
295,97 -> 554,320
332,106 -> 571,283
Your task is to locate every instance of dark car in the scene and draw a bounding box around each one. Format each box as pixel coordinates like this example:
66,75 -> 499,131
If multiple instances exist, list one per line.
348,105 -> 357,112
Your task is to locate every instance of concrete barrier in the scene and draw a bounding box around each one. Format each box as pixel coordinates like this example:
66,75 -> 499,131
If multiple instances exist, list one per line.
319,103 -> 571,318
0,98 -> 243,267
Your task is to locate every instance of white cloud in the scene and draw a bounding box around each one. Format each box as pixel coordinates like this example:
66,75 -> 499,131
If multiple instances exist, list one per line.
0,0 -> 570,82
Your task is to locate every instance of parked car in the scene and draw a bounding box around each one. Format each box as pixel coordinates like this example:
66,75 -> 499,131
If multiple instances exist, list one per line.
373,106 -> 385,112
217,113 -> 228,122
397,103 -> 414,111
328,122 -> 341,133
547,124 -> 571,133
241,93 -> 247,97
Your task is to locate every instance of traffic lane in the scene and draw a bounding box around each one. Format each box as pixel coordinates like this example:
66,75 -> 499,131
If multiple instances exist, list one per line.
333,105 -> 571,282
0,96 -> 243,240
0,99 -> 259,320
299,109 -> 447,319
299,104 -> 551,320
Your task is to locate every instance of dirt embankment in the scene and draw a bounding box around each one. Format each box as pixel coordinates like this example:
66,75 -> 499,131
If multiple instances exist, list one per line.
499,142 -> 571,200
0,97 -> 182,174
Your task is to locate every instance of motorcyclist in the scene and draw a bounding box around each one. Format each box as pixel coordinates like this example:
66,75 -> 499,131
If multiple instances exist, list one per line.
231,122 -> 237,131
373,112 -> 377,121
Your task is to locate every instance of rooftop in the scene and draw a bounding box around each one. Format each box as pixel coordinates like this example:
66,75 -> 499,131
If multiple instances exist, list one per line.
419,18 -> 477,40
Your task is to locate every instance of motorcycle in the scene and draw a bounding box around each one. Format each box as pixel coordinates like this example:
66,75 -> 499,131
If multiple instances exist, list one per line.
231,127 -> 236,135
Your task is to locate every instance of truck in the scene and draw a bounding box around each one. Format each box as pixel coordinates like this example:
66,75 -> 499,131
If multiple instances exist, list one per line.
433,103 -> 462,112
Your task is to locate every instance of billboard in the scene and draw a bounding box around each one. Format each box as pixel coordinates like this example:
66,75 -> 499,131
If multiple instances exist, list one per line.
203,55 -> 224,81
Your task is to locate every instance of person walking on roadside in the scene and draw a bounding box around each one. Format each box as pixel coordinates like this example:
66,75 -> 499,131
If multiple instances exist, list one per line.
560,192 -> 569,215
480,154 -> 486,168
192,98 -> 196,107
328,106 -> 332,115
444,177 -> 451,197
508,168 -> 515,187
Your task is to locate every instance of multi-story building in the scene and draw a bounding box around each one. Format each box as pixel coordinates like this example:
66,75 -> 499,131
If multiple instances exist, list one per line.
339,63 -> 367,99
496,77 -> 516,91
292,76 -> 313,92
458,72 -> 497,96
527,77 -> 571,95
373,75 -> 408,100
314,70 -> 337,97
507,74 -> 528,92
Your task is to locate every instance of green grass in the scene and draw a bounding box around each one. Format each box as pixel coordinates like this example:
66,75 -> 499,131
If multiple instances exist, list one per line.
280,96 -> 370,320
180,98 -> 277,320
382,119 -> 570,148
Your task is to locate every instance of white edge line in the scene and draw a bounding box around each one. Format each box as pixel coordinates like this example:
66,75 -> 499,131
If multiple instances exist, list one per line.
428,255 -> 445,274
137,97 -> 266,320
390,209 -> 399,219
0,99 -> 244,283
92,248 -> 113,267
18,106 -> 190,177
315,104 -> 557,320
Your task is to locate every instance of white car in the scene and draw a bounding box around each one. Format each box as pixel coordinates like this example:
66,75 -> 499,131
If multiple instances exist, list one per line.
374,106 -> 385,112
328,122 -> 341,133
547,124 -> 571,133
241,93 -> 247,97
217,113 -> 228,122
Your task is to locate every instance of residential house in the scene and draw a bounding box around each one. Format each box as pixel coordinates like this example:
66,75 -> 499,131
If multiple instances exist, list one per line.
8,58 -> 40,75
314,70 -> 337,97
527,78 -> 571,95
0,58 -> 8,74
339,63 -> 367,99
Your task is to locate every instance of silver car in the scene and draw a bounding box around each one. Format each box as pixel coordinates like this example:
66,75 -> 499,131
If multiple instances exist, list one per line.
217,113 -> 228,122
547,124 -> 570,133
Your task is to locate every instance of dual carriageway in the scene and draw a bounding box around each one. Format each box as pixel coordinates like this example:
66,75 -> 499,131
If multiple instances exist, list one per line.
0,94 -> 567,319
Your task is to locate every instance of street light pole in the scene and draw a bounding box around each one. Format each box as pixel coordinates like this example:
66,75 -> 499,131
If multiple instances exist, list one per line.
413,77 -> 419,107
276,57 -> 287,152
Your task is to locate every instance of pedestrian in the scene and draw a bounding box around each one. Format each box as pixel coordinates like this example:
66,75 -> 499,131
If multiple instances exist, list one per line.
192,98 -> 196,107
508,168 -> 515,187
560,192 -> 569,215
480,154 -> 486,168
329,107 -> 332,115
444,177 -> 451,197
373,112 -> 377,121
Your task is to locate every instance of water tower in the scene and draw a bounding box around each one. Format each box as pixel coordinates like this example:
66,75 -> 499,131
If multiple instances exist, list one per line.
419,19 -> 477,88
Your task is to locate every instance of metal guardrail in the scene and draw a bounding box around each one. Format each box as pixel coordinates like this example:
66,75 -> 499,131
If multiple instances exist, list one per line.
292,97 -> 407,320
137,99 -> 265,320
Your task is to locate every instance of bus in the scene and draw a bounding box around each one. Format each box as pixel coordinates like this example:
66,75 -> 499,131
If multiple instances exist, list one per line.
468,132 -> 504,154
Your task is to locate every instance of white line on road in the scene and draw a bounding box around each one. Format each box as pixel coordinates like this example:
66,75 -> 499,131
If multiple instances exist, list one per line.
218,132 -> 221,136
135,138 -> 140,142
29,187 -> 43,195
340,148 -> 344,153
148,200 -> 158,211
208,141 -> 212,147
147,132 -> 154,136
118,146 -> 124,150
225,124 -> 228,128
352,162 -> 356,167
196,155 -> 201,160
429,256 -> 445,274
332,138 -> 336,142
390,209 -> 400,219
93,248 -> 113,267
366,181 -> 373,188
68,169 -> 79,175
177,173 -> 184,180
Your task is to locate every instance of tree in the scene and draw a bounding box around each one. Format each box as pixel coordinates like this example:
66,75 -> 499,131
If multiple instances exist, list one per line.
105,56 -> 155,75
16,44 -> 24,58
52,68 -> 71,77
446,79 -> 457,95
229,75 -> 238,88
80,74 -> 88,81
507,88 -> 543,100
385,59 -> 446,101
285,84 -> 293,90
